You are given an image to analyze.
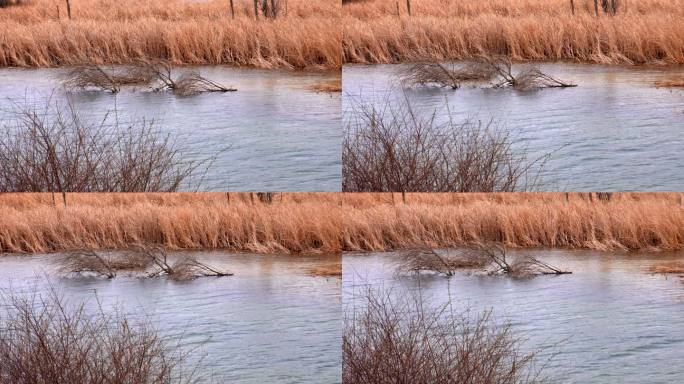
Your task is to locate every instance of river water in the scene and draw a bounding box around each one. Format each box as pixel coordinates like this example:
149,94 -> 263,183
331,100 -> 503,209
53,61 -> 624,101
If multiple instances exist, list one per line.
343,63 -> 684,191
0,67 -> 341,191
344,250 -> 684,384
0,252 -> 342,384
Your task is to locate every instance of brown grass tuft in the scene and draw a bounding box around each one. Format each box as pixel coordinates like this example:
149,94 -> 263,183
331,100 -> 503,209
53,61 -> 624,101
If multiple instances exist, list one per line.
310,78 -> 342,93
649,261 -> 684,275
343,0 -> 684,65
655,77 -> 684,88
308,262 -> 342,277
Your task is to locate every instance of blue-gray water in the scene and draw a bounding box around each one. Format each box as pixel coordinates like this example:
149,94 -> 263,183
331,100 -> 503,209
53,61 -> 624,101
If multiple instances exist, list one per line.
0,67 -> 341,191
0,252 -> 342,384
343,63 -> 684,191
344,250 -> 684,384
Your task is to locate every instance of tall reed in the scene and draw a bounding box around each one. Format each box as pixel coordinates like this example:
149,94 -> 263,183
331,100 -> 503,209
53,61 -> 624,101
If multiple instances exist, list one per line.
343,0 -> 684,65
1,192 -> 683,254
0,0 -> 341,69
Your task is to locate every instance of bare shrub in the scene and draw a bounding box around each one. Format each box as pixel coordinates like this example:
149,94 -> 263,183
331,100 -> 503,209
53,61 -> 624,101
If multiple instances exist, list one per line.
397,248 -> 490,276
61,65 -> 156,93
142,60 -> 236,96
59,250 -> 151,279
310,79 -> 342,93
344,288 -> 549,384
655,77 -> 684,88
0,288 -> 199,383
401,61 -> 497,89
485,56 -> 577,90
138,246 -> 233,281
0,99 -> 218,192
343,97 -> 548,192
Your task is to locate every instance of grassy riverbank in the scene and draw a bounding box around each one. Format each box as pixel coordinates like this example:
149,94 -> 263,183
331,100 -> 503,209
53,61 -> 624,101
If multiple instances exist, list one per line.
0,0 -> 341,69
343,0 -> 684,65
2,192 -> 683,254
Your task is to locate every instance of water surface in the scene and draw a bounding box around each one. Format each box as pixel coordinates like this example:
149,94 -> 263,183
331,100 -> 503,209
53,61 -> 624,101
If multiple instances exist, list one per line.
343,63 -> 684,191
0,252 -> 342,384
344,250 -> 684,383
0,67 -> 341,191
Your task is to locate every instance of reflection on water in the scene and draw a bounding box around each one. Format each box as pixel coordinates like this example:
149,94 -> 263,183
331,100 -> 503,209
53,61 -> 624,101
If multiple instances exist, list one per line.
0,67 -> 341,191
344,250 -> 684,384
0,252 -> 342,384
343,63 -> 684,191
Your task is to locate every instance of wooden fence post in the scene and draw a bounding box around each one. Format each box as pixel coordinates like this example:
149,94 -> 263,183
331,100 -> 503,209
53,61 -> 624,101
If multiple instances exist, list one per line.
65,0 -> 71,19
406,0 -> 411,16
401,190 -> 406,204
229,0 -> 235,19
594,0 -> 599,16
253,0 -> 259,20
570,0 -> 575,15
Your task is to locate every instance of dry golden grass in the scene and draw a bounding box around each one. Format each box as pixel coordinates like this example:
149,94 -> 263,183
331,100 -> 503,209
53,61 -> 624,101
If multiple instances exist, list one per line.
2,192 -> 684,255
0,192 -> 345,254
343,0 -> 684,65
0,0 -> 341,69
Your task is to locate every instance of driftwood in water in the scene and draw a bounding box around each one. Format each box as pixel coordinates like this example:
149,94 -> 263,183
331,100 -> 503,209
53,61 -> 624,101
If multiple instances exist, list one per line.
485,56 -> 577,90
398,243 -> 571,278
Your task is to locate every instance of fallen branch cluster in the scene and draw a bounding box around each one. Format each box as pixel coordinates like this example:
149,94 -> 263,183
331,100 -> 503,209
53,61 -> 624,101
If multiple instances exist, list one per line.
398,243 -> 571,279
402,56 -> 576,91
62,60 -> 236,95
145,60 -> 237,96
398,248 -> 490,277
59,246 -> 233,281
62,65 -> 156,93
480,243 -> 572,278
400,61 -> 497,89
